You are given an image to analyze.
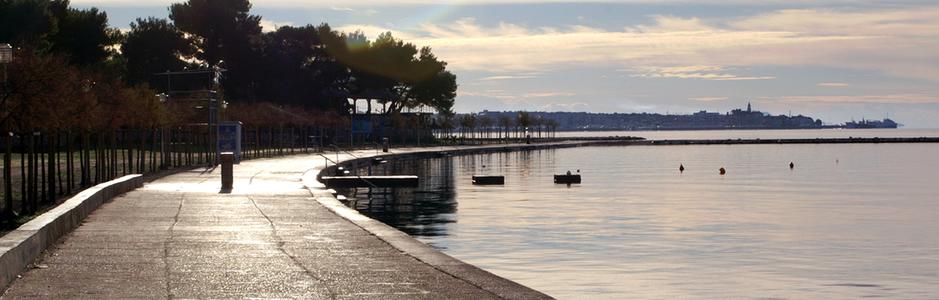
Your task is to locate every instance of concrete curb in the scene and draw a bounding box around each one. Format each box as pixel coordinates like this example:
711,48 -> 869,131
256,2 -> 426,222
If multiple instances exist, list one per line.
0,175 -> 143,290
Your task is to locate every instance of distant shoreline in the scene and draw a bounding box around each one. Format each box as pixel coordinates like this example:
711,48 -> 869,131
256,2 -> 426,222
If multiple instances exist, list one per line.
565,137 -> 939,145
551,127 -> 897,132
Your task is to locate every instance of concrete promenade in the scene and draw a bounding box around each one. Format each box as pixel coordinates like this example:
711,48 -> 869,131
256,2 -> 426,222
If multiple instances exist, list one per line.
0,145 -> 556,299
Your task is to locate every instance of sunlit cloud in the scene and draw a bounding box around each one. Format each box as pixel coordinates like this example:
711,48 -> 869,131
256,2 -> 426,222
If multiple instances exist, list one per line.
630,66 -> 775,81
403,16 -> 867,74
386,7 -> 939,83
689,97 -> 729,102
259,19 -> 293,33
335,24 -> 411,40
70,0 -> 939,8
478,74 -> 540,81
522,92 -> 575,98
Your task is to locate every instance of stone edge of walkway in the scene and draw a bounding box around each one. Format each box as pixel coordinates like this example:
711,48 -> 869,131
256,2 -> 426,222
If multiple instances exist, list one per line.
0,174 -> 143,290
300,144 -> 584,300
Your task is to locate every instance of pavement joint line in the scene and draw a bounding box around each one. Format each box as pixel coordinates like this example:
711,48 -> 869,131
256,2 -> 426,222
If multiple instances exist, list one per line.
247,194 -> 340,299
163,193 -> 184,299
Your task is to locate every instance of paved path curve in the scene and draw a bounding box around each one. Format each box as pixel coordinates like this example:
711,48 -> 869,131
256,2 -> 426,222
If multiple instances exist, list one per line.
1,146 -> 556,299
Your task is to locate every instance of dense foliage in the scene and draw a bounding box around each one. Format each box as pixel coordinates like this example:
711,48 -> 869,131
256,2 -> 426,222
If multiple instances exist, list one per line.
0,0 -> 458,132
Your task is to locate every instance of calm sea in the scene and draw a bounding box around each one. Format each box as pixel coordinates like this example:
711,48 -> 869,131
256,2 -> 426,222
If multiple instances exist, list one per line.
342,129 -> 939,299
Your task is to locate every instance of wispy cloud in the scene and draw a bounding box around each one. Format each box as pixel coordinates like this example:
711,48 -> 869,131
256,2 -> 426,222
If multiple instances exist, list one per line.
768,94 -> 939,104
817,82 -> 850,87
629,66 -> 775,81
390,7 -> 939,82
71,0 -> 939,8
403,16 -> 866,73
478,74 -> 540,81
464,89 -> 573,98
689,97 -> 729,102
330,6 -> 378,15
522,92 -> 575,98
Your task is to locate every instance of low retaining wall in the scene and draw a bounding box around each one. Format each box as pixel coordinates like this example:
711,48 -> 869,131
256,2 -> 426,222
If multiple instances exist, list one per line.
0,175 -> 144,289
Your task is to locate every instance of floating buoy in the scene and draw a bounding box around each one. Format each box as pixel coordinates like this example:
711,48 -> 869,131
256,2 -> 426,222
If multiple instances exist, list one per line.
473,175 -> 504,185
719,167 -> 726,175
789,162 -> 794,169
554,174 -> 582,184
679,164 -> 685,172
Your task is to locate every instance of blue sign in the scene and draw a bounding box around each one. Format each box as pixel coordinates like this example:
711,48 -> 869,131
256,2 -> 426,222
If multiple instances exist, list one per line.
217,121 -> 242,163
351,115 -> 372,134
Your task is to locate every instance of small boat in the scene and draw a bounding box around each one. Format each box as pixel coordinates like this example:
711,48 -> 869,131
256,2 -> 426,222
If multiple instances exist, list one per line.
472,175 -> 505,185
554,174 -> 582,184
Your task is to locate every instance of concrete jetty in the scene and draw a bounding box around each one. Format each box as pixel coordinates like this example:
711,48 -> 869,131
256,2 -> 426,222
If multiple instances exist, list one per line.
0,145 -> 557,299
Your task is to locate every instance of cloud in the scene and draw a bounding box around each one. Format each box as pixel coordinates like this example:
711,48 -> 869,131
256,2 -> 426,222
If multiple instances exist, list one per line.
478,74 -> 540,81
391,7 -> 939,82
522,92 -> 575,98
689,97 -> 729,102
330,6 -> 379,15
335,24 -> 410,40
629,66 -> 775,81
464,89 -> 572,98
259,19 -> 293,33
817,82 -> 850,87
767,94 -> 939,104
69,0 -> 939,8
404,16 -> 865,73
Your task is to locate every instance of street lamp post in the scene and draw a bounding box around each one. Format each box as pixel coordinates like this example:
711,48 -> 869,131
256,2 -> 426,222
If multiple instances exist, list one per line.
0,44 -> 11,83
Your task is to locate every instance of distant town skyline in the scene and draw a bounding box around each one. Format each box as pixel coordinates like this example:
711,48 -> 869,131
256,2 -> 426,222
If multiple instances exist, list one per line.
75,0 -> 939,128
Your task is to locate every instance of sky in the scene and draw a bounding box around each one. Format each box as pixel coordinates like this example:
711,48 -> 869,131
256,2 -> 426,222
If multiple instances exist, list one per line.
74,0 -> 939,128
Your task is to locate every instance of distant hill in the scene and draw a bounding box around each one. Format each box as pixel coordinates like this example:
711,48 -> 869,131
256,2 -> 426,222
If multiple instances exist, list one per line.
474,103 -> 825,131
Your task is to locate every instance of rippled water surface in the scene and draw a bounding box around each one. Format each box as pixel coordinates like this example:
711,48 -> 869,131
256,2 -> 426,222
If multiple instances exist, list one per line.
343,140 -> 939,299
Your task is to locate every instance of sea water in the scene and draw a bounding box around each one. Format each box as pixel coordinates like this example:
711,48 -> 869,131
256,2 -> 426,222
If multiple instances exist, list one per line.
342,131 -> 939,299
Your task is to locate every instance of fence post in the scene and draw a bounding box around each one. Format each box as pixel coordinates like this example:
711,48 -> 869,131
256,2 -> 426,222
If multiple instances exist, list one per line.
2,132 -> 13,220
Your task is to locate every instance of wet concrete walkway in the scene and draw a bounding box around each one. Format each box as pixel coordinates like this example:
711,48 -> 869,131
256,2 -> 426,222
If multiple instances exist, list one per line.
0,146 -> 554,299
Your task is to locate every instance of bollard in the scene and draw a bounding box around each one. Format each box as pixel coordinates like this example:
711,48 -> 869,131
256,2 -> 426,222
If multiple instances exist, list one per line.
220,152 -> 234,191
382,137 -> 389,153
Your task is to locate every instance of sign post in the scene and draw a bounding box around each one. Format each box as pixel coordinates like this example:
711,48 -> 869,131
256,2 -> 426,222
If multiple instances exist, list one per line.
217,121 -> 242,164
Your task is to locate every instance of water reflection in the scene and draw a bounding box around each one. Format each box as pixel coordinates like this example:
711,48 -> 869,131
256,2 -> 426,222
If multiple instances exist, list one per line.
341,156 -> 457,238
341,150 -> 557,239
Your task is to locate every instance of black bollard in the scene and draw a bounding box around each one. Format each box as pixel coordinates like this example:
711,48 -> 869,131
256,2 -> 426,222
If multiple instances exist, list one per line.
220,152 -> 234,192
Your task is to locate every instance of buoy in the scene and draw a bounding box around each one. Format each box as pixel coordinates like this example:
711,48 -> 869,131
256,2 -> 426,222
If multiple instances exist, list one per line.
789,162 -> 794,169
719,167 -> 726,175
679,164 -> 685,172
